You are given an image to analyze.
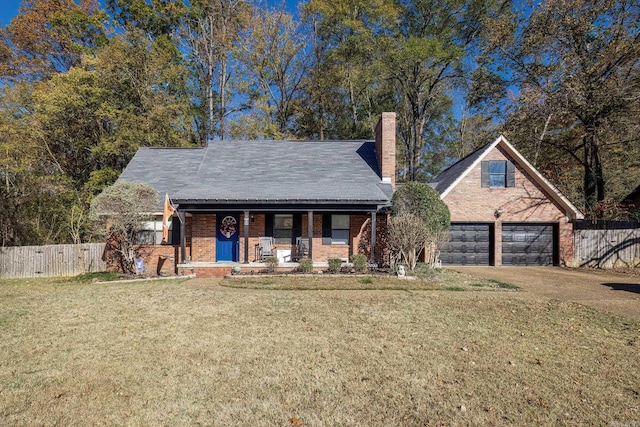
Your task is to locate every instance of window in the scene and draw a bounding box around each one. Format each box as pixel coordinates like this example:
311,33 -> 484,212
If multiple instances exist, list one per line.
489,161 -> 506,187
482,160 -> 514,188
273,214 -> 293,245
136,219 -> 178,245
331,214 -> 350,244
137,221 -> 162,245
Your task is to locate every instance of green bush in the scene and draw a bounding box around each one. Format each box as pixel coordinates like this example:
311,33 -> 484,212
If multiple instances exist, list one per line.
391,181 -> 450,233
327,258 -> 342,273
75,271 -> 123,283
298,258 -> 313,273
351,254 -> 368,273
264,256 -> 278,272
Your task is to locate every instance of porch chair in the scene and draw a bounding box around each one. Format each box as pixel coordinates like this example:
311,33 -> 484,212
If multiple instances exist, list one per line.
292,237 -> 310,261
256,236 -> 275,261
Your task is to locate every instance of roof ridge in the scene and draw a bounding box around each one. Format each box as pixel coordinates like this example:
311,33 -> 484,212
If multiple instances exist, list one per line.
434,142 -> 492,179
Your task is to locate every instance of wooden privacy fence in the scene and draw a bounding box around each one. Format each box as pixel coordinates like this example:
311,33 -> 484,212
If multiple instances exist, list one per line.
574,220 -> 640,268
0,243 -> 106,279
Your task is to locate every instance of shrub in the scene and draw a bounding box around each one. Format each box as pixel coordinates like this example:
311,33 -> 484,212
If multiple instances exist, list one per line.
327,258 -> 342,273
351,254 -> 368,273
264,256 -> 278,272
298,258 -> 313,273
389,182 -> 451,270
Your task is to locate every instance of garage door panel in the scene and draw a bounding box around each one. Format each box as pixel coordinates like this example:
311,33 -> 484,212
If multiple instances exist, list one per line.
441,223 -> 491,266
502,224 -> 555,266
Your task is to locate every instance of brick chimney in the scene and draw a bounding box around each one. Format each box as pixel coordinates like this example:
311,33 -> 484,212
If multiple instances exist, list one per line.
374,112 -> 396,188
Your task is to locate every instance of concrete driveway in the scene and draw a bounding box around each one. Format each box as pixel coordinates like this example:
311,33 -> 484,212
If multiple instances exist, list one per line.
452,266 -> 640,320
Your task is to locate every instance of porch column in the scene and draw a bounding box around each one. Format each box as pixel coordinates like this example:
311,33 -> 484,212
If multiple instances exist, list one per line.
307,210 -> 313,260
370,211 -> 377,265
179,211 -> 186,263
243,210 -> 250,264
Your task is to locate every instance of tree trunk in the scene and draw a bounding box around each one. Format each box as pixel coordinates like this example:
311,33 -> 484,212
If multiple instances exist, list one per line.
583,130 -> 605,215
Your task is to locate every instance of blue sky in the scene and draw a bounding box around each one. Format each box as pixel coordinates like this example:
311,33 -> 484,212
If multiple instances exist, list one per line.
0,0 -> 23,26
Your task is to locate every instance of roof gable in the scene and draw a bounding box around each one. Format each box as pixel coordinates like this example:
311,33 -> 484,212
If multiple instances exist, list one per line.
117,140 -> 393,210
432,135 -> 584,220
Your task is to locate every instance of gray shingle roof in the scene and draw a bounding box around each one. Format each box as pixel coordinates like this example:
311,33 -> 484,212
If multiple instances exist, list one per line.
430,143 -> 493,194
117,140 -> 392,210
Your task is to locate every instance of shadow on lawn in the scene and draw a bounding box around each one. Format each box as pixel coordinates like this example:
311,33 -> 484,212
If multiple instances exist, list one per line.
601,282 -> 640,294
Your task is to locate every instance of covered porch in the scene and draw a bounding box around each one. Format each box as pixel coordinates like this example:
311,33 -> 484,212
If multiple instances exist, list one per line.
172,203 -> 389,268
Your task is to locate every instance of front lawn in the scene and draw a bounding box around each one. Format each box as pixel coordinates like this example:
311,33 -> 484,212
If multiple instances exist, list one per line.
0,276 -> 638,426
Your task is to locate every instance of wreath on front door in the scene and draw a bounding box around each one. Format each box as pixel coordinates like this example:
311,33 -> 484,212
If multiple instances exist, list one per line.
220,216 -> 237,239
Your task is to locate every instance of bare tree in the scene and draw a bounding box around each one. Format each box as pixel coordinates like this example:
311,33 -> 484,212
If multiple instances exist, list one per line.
90,181 -> 158,274
387,213 -> 430,271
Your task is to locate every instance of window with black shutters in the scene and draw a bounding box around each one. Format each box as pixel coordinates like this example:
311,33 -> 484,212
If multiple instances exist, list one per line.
481,160 -> 515,188
322,214 -> 350,245
273,214 -> 293,245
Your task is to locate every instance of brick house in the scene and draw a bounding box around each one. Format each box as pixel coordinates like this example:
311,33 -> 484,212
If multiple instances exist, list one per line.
116,113 -> 397,276
431,135 -> 583,266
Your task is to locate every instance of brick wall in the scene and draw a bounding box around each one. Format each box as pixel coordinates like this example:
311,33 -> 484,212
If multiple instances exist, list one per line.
137,245 -> 180,276
375,112 -> 396,188
443,145 -> 574,266
192,214 -> 217,262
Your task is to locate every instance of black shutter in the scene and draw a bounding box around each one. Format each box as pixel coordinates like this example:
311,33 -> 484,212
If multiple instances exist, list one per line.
481,161 -> 489,187
506,160 -> 515,187
265,213 -> 274,237
170,216 -> 180,245
292,214 -> 302,245
322,214 -> 332,245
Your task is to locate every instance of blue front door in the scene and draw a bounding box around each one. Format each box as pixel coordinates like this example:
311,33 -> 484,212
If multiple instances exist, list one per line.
216,214 -> 239,262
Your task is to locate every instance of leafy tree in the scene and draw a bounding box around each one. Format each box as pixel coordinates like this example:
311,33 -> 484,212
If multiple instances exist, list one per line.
301,0 -> 396,140
107,0 -> 187,38
0,0 -> 107,83
184,0 -> 249,142
234,6 -> 308,139
30,30 -> 194,191
0,81 -> 84,246
389,182 -> 450,270
385,0 -> 512,182
488,0 -> 640,215
90,181 -> 158,274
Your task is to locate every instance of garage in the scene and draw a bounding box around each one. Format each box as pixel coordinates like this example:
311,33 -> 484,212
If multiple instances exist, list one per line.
501,223 -> 557,266
440,223 -> 493,266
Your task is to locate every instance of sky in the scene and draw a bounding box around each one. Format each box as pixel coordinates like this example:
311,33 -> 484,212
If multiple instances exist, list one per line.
0,0 -> 23,26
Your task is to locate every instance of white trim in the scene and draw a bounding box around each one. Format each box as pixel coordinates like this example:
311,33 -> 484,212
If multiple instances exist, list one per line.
497,137 -> 583,219
439,135 -> 584,220
439,136 -> 503,199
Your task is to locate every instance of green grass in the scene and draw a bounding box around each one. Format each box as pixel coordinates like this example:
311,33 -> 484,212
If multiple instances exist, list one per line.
73,271 -> 124,283
0,276 -> 637,426
222,275 -> 441,291
488,279 -> 521,290
221,268 -> 519,292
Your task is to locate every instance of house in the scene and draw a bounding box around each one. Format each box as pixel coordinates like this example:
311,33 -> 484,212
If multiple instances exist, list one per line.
115,113 -> 397,276
431,135 -> 583,266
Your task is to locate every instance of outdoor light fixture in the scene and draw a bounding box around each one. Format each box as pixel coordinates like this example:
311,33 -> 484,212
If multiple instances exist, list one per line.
495,207 -> 504,218
250,215 -> 255,222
